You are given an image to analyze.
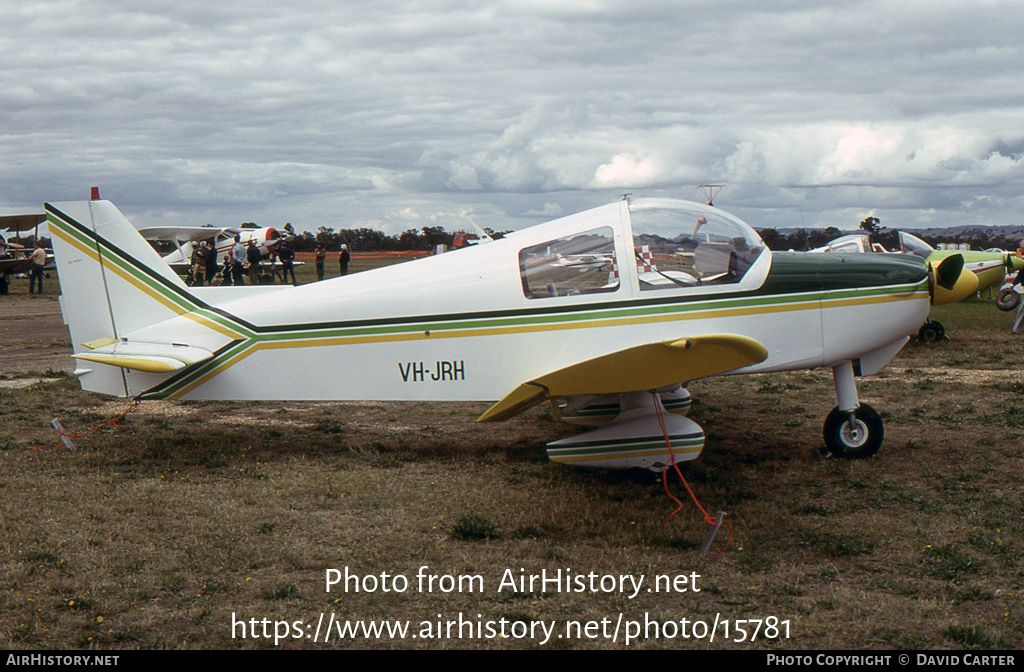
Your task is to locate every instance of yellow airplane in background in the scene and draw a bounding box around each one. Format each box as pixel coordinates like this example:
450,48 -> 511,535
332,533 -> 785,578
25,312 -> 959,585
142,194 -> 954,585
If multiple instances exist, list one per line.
812,231 -> 1023,342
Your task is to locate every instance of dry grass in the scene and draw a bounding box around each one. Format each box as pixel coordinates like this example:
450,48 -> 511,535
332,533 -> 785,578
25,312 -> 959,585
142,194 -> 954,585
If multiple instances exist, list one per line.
0,285 -> 1022,649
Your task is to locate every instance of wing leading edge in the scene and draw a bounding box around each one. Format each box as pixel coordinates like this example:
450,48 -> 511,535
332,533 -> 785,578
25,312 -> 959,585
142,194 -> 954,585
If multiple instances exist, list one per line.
477,334 -> 769,422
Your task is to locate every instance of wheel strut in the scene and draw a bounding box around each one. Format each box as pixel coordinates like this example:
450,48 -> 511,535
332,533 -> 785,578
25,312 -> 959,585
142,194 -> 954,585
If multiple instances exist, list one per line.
823,360 -> 884,458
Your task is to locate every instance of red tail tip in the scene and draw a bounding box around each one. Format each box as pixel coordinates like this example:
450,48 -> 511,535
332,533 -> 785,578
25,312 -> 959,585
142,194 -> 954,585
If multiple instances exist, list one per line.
90,187 -> 100,200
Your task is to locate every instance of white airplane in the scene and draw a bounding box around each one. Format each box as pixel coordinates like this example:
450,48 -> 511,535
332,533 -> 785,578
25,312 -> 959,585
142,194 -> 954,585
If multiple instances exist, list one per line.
139,224 -> 293,273
45,195 -> 974,468
810,233 -> 889,254
552,252 -> 615,270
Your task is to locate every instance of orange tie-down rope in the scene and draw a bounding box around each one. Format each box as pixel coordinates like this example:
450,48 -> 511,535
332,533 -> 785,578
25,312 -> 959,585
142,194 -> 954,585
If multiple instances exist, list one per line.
652,393 -> 733,555
30,400 -> 141,452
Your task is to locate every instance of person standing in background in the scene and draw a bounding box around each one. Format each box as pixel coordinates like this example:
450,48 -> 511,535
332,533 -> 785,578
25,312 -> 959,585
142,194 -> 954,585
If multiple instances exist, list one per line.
1012,239 -> 1024,335
29,240 -> 46,294
279,241 -> 296,285
315,243 -> 326,281
193,241 -> 210,286
339,244 -> 350,276
230,235 -> 246,286
246,240 -> 262,285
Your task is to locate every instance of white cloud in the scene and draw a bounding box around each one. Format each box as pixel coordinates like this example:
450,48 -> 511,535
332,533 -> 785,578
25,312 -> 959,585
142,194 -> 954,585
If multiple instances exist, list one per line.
591,154 -> 660,188
1,0 -> 1023,233
524,202 -> 564,217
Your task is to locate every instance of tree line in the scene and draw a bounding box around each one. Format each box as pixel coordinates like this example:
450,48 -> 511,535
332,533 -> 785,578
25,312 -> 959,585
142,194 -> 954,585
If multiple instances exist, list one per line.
291,226 -> 508,253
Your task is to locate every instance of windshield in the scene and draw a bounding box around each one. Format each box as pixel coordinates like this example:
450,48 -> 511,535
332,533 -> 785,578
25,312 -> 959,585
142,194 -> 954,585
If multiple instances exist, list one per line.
899,231 -> 934,259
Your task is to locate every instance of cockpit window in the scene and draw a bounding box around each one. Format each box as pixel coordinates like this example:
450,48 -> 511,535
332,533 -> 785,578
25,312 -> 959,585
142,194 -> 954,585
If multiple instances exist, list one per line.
519,227 -> 619,299
628,199 -> 765,291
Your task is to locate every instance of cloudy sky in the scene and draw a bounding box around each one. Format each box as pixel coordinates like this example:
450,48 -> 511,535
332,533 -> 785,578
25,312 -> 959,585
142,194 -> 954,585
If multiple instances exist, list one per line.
3,0 -> 1024,235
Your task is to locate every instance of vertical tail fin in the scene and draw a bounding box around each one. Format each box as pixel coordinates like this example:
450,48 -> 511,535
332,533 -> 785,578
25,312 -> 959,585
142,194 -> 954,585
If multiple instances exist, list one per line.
46,199 -> 194,396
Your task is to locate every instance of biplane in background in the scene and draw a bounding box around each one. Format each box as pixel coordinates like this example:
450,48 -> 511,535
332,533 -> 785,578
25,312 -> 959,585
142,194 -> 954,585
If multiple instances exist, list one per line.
45,194 -> 975,467
0,213 -> 52,275
0,213 -> 46,240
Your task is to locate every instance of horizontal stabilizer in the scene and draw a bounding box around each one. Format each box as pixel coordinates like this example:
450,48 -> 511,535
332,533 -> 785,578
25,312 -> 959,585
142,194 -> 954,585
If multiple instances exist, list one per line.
72,340 -> 214,374
478,333 -> 768,422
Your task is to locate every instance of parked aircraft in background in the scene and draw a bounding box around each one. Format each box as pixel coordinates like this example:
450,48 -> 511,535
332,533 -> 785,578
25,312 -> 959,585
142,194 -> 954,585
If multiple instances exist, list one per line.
0,214 -> 53,275
810,233 -> 888,254
812,230 -> 1021,342
897,231 -> 1023,296
46,195 -> 974,468
451,219 -> 494,249
552,252 -> 615,270
139,224 -> 294,274
811,231 -> 1018,295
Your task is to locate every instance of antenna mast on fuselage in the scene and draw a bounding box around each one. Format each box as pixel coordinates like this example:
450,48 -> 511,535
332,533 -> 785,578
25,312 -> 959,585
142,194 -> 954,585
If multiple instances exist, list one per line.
697,184 -> 725,206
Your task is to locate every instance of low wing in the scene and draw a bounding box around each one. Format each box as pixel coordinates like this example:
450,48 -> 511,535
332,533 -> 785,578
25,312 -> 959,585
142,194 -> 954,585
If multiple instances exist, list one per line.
478,333 -> 768,422
72,339 -> 214,374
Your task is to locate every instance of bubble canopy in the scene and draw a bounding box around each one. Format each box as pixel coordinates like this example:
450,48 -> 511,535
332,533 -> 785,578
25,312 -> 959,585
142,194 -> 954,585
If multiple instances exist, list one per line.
626,198 -> 766,291
627,198 -> 765,250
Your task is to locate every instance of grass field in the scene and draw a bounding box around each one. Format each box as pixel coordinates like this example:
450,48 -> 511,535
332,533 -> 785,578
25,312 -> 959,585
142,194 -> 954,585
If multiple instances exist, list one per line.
0,266 -> 1022,649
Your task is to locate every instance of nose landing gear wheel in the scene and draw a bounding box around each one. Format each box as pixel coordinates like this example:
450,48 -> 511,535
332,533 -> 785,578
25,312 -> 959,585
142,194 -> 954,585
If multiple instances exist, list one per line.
823,404 -> 883,459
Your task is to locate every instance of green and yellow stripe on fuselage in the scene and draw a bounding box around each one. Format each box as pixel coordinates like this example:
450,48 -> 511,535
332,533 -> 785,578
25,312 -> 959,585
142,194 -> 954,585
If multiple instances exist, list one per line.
138,254 -> 928,401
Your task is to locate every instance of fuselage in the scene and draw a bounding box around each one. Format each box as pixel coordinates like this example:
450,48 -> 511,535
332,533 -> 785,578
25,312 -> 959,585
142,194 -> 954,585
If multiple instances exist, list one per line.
114,200 -> 930,402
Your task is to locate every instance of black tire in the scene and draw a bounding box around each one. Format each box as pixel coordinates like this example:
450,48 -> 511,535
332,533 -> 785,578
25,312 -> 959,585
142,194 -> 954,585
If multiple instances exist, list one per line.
918,320 -> 945,343
996,287 -> 1020,312
823,404 -> 884,459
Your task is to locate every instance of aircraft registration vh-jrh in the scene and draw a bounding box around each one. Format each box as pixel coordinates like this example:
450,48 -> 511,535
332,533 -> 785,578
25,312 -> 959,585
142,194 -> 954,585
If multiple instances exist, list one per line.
45,194 -> 976,468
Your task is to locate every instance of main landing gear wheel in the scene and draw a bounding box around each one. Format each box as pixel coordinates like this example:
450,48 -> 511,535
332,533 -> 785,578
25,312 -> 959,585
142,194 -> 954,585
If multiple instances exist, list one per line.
917,320 -> 945,343
823,404 -> 883,459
